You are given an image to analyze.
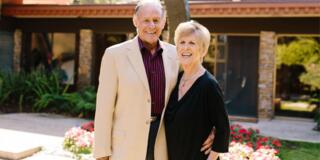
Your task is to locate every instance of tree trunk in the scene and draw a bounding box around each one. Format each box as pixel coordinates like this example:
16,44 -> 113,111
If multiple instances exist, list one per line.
163,0 -> 190,44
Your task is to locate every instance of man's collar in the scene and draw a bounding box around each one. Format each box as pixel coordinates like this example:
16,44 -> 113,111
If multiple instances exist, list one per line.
138,37 -> 163,55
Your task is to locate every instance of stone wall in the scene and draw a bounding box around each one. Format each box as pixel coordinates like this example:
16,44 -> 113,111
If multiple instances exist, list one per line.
78,29 -> 93,88
13,29 -> 22,72
258,31 -> 276,119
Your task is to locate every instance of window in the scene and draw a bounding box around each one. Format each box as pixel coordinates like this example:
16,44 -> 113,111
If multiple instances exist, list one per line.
29,32 -> 76,84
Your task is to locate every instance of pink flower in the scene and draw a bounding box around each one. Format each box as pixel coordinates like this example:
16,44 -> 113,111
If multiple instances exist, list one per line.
63,126 -> 95,155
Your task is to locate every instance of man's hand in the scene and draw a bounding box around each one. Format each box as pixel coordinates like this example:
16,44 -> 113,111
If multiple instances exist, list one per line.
201,129 -> 215,155
96,157 -> 109,160
207,150 -> 219,160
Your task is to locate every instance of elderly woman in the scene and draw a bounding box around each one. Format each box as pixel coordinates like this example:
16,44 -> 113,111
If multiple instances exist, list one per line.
165,21 -> 230,160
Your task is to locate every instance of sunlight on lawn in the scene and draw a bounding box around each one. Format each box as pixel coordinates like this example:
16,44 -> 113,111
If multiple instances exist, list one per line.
280,101 -> 317,112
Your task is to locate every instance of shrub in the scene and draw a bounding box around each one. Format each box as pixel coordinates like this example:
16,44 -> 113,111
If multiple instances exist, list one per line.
0,71 -> 34,110
67,86 -> 96,118
29,70 -> 70,112
0,69 -> 70,112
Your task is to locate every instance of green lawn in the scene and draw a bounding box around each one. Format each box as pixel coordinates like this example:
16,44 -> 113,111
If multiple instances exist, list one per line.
279,140 -> 320,160
280,101 -> 317,112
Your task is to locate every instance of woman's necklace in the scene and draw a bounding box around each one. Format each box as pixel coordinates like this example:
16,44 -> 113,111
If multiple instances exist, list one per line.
178,68 -> 204,100
180,70 -> 201,88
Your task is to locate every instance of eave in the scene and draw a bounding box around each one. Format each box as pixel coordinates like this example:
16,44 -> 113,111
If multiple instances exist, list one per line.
2,2 -> 320,18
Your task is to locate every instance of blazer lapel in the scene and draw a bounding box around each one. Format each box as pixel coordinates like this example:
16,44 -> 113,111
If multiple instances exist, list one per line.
160,41 -> 174,107
126,37 -> 150,92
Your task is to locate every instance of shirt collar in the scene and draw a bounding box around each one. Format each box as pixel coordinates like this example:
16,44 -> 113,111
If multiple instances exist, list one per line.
138,37 -> 163,56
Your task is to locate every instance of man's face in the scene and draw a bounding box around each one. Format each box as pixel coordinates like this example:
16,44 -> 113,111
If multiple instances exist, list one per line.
133,4 -> 166,46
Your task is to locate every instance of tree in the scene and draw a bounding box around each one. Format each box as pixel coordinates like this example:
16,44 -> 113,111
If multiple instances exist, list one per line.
277,38 -> 320,90
163,0 -> 190,44
300,63 -> 320,90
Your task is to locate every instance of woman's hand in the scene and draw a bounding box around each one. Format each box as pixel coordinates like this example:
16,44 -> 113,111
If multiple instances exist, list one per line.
207,150 -> 219,160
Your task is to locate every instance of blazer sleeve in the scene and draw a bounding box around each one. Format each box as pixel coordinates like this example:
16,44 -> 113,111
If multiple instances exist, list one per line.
93,49 -> 118,158
207,79 -> 230,153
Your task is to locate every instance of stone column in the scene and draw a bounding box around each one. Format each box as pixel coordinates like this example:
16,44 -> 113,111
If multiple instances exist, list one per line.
258,31 -> 276,119
78,29 -> 93,88
13,29 -> 22,72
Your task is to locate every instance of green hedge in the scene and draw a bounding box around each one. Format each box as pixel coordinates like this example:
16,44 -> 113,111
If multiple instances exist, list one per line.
0,70 -> 96,119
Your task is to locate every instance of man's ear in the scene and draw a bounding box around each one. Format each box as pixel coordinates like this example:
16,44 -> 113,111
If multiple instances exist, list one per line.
133,15 -> 138,27
160,16 -> 166,29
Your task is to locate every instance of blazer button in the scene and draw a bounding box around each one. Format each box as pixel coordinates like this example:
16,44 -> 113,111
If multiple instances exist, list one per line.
147,99 -> 151,103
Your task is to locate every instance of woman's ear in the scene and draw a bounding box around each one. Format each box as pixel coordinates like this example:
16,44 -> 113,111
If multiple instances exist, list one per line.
201,47 -> 208,58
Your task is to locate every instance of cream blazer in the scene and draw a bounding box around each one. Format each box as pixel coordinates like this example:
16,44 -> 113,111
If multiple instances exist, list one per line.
94,36 -> 179,160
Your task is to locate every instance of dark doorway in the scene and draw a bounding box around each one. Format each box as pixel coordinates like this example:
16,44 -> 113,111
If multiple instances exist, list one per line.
225,36 -> 259,117
93,33 -> 127,87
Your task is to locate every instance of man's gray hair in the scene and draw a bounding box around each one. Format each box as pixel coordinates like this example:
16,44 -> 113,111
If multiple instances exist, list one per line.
134,0 -> 165,17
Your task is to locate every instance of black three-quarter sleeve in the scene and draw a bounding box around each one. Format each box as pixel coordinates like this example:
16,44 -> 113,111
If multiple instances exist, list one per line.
206,78 -> 230,153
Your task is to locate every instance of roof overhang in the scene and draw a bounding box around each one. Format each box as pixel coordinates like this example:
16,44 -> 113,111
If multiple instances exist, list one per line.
2,2 -> 320,18
2,4 -> 136,18
190,2 -> 320,18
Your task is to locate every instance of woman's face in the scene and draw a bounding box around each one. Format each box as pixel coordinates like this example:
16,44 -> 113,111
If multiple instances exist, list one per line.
176,34 -> 204,67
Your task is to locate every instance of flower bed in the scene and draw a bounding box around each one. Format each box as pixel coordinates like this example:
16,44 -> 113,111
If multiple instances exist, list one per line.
63,123 -> 282,160
220,124 -> 282,160
220,142 -> 281,160
230,124 -> 281,151
63,122 -> 94,159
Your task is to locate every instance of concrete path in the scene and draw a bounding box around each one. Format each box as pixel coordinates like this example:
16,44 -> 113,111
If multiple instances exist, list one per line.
235,116 -> 320,143
0,113 -> 91,160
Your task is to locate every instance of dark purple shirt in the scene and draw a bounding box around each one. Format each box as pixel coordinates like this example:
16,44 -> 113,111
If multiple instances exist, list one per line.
138,38 -> 166,116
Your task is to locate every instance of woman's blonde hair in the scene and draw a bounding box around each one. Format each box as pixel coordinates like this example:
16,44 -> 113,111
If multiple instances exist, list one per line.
174,20 -> 211,55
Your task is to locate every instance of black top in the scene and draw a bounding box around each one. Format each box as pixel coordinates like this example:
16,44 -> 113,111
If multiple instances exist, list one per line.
165,71 -> 230,160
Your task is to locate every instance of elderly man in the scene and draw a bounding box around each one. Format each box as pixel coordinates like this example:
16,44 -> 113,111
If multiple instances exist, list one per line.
94,1 -> 213,160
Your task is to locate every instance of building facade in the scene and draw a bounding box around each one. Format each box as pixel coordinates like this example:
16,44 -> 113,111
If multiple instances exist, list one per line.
1,0 -> 319,120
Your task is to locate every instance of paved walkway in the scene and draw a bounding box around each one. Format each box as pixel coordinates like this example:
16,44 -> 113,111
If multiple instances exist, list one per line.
0,113 -> 319,160
0,113 -> 90,160
236,116 -> 320,143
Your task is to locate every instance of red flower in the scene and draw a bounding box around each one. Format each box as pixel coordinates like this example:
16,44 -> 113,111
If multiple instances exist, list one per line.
229,124 -> 281,152
239,129 -> 247,134
81,121 -> 94,132
272,139 -> 282,147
